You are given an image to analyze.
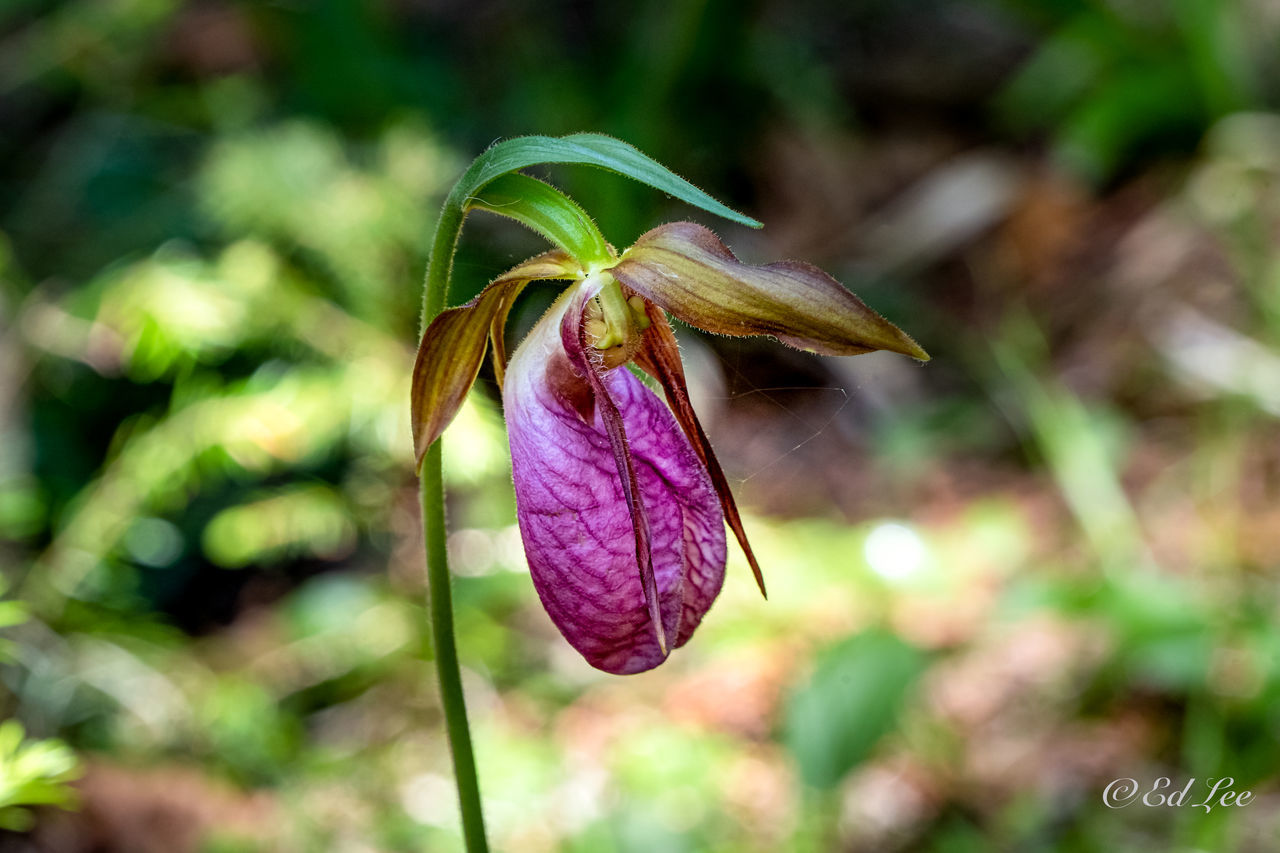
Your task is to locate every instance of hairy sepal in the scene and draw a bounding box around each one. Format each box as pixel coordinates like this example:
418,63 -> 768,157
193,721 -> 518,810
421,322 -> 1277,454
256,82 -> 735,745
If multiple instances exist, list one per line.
610,222 -> 929,360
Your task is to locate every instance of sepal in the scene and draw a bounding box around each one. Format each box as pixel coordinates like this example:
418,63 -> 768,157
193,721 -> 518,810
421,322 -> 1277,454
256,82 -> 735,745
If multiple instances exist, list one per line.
610,222 -> 929,360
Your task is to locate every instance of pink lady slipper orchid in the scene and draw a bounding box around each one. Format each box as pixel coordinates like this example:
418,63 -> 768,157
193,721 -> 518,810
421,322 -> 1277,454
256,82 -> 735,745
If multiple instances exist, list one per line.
412,172 -> 926,675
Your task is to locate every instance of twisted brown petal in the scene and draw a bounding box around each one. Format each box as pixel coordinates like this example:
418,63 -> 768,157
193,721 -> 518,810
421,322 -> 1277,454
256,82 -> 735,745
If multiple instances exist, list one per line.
632,302 -> 767,598
610,222 -> 929,360
411,250 -> 581,468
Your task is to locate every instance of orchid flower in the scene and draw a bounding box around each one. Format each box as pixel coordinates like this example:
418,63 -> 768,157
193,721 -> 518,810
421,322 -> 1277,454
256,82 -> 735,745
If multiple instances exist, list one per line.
411,169 -> 927,675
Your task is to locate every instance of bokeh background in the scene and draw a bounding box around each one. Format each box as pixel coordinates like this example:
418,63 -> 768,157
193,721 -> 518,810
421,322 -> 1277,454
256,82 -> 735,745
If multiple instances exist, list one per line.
3,0 -> 1280,850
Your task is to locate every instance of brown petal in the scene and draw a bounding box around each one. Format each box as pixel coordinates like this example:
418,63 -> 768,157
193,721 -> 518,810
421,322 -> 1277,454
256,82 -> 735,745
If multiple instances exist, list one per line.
488,283 -> 523,390
411,250 -> 581,468
632,302 -> 767,598
610,222 -> 929,360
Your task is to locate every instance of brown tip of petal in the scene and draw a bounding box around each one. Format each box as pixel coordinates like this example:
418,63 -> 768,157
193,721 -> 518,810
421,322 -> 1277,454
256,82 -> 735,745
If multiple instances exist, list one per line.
904,339 -> 931,362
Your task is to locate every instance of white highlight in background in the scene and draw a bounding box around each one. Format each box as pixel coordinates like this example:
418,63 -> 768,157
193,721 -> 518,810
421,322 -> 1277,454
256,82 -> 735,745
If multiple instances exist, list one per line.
864,521 -> 927,582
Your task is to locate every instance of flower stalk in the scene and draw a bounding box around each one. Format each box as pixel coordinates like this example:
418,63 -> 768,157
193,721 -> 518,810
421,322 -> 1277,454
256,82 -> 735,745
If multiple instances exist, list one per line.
418,447 -> 487,851
418,181 -> 489,853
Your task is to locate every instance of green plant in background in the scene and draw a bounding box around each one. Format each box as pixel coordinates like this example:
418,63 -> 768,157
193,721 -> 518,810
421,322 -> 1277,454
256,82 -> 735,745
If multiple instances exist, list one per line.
0,580 -> 29,664
786,629 -> 927,791
785,629 -> 928,850
0,584 -> 78,832
411,134 -> 926,850
995,0 -> 1263,181
0,720 -> 80,832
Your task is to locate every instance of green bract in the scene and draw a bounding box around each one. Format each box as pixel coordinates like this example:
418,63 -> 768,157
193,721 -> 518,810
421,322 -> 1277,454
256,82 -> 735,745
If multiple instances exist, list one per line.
468,173 -> 613,269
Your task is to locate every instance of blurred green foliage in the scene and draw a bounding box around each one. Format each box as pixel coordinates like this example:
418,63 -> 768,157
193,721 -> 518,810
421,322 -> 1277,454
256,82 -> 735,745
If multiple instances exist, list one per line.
994,0 -> 1271,181
0,721 -> 80,832
785,629 -> 927,791
2,0 -> 1280,851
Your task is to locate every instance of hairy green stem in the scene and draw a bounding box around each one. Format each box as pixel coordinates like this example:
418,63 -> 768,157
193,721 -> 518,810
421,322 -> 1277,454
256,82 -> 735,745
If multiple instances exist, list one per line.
419,193 -> 489,852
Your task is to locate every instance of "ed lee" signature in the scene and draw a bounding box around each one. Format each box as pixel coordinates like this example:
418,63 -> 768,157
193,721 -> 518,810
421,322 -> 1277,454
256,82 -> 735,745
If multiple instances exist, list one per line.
1103,777 -> 1255,813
